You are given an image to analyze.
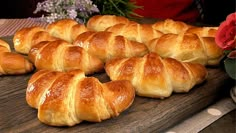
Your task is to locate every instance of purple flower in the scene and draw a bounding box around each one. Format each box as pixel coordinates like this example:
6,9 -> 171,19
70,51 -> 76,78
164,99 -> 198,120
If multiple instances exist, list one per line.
67,9 -> 77,19
34,0 -> 99,23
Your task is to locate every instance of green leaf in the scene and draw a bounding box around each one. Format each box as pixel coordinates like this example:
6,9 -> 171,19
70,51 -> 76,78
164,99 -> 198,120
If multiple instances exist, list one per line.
224,58 -> 236,80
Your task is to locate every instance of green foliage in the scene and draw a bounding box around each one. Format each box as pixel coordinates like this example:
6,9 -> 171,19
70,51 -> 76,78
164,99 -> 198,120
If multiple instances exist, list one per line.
224,57 -> 236,80
93,0 -> 142,19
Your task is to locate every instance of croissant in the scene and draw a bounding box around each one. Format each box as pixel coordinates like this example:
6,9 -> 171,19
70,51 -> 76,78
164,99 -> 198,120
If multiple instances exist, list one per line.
105,52 -> 208,99
26,69 -> 135,126
46,19 -> 89,43
152,19 -> 194,34
0,39 -> 34,75
146,33 -> 223,66
186,26 -> 218,37
73,31 -> 149,62
28,40 -> 104,75
105,23 -> 163,43
0,39 -> 10,53
152,19 -> 218,37
86,15 -> 133,31
13,26 -> 59,54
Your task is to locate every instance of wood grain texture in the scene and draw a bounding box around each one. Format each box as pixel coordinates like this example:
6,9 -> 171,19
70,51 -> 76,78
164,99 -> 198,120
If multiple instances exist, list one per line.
0,36 -> 234,133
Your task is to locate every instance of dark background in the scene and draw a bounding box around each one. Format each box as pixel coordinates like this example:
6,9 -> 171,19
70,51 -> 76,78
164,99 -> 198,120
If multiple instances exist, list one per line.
0,0 -> 44,18
203,0 -> 236,25
0,0 -> 235,26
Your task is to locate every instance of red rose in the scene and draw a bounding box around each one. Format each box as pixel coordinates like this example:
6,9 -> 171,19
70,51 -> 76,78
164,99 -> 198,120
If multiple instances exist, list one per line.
215,12 -> 236,50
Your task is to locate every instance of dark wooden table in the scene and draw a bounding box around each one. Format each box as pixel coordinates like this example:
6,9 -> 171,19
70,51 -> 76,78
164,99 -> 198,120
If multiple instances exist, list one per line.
0,36 -> 234,132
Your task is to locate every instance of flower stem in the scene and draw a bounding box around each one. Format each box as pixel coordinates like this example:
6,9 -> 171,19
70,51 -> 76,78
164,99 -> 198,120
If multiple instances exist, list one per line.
107,0 -> 125,16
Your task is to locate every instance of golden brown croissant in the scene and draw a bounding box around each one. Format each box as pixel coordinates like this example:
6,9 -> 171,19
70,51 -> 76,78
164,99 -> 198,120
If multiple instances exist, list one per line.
28,40 -> 104,75
105,23 -> 163,43
46,19 -> 89,43
146,33 -> 223,66
186,26 -> 218,37
86,15 -> 134,31
105,52 -> 208,99
152,19 -> 218,37
152,19 -> 194,34
0,39 -> 34,75
73,31 -> 149,62
13,26 -> 59,54
26,69 -> 135,126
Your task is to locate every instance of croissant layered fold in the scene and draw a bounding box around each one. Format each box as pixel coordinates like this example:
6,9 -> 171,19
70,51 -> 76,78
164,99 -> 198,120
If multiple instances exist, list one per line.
13,26 -> 59,54
28,40 -> 104,75
105,23 -> 164,43
86,15 -> 133,31
46,19 -> 89,43
151,18 -> 194,34
105,52 -> 208,99
73,31 -> 149,62
0,39 -> 33,75
152,19 -> 218,37
26,69 -> 135,126
13,19 -> 88,55
186,27 -> 218,37
146,33 -> 223,66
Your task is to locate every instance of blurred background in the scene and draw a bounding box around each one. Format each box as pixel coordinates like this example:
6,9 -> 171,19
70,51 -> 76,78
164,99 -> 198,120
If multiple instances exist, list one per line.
0,0 -> 235,26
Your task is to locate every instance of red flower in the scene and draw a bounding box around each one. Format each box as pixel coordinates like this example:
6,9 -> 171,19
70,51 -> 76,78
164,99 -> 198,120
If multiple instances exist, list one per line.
215,12 -> 236,50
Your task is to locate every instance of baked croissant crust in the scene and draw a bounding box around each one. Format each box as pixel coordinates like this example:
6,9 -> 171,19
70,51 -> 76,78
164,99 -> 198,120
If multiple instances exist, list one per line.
86,15 -> 133,31
73,31 -> 149,62
0,39 -> 10,53
146,33 -> 223,66
105,23 -> 163,43
186,27 -> 218,37
13,26 -> 59,54
152,19 -> 218,37
0,39 -> 34,75
105,52 -> 208,99
28,40 -> 104,75
26,69 -> 135,126
152,19 -> 194,34
46,19 -> 89,43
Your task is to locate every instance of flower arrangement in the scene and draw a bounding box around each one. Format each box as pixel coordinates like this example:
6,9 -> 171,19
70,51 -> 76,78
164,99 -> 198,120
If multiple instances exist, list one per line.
34,0 -> 141,24
215,12 -> 236,80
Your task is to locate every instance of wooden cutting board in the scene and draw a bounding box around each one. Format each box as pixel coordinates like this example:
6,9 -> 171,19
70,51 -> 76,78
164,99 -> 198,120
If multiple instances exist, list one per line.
0,36 -> 234,133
